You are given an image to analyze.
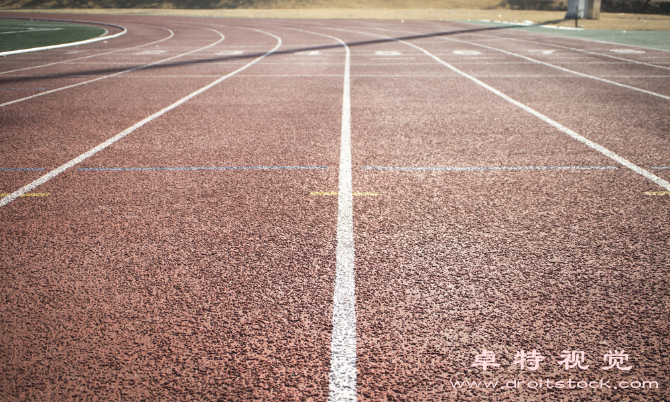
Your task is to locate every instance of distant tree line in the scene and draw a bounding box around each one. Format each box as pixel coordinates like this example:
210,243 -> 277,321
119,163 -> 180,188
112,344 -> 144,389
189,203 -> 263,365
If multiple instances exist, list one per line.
602,0 -> 670,14
498,0 -> 669,14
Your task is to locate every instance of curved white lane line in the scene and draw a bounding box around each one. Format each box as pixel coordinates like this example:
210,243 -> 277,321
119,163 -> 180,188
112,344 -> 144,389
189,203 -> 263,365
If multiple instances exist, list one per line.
0,29 -> 282,208
0,26 -> 224,108
263,24 -> 357,400
332,27 -> 670,192
0,17 -> 127,57
0,24 -> 175,76
369,26 -> 670,101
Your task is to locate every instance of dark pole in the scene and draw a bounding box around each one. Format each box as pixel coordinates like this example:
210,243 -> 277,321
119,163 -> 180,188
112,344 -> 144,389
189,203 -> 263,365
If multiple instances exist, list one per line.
575,4 -> 579,27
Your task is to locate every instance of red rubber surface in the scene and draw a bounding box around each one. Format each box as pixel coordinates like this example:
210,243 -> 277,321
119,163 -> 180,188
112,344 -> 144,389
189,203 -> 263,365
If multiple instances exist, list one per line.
1,13 -> 669,401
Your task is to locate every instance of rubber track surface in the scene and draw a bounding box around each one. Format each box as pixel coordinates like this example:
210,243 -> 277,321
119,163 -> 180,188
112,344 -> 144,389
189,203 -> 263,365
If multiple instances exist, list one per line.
1,12 -> 669,402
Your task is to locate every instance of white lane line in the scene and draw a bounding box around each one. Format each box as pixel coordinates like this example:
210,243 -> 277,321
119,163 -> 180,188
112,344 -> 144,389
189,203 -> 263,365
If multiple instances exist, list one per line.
335,27 -> 670,192
333,33 -> 356,402
289,27 -> 356,402
332,35 -> 356,402
0,30 -> 282,208
0,27 -> 223,108
375,50 -> 401,55
0,28 -> 63,34
466,32 -> 670,71
379,27 -> 670,101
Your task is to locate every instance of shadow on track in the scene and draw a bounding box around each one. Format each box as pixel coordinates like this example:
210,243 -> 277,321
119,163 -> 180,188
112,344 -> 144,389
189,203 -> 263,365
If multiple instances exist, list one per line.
0,21 -> 529,85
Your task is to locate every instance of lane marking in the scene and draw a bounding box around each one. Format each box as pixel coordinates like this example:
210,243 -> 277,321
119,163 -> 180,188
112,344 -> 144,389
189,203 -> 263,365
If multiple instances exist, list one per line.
0,29 -> 282,208
611,49 -> 645,54
362,166 -> 619,171
333,31 -> 356,402
333,27 -> 670,193
310,191 -> 379,196
134,50 -> 167,55
652,166 -> 670,169
0,28 -> 62,35
215,50 -> 244,55
0,27 -> 222,108
293,28 -> 357,402
528,49 -> 556,55
297,50 -> 321,55
0,168 -> 45,171
453,50 -> 482,55
1,192 -> 49,197
78,166 -> 327,171
0,26 -> 174,76
375,50 -> 401,56
645,191 -> 670,196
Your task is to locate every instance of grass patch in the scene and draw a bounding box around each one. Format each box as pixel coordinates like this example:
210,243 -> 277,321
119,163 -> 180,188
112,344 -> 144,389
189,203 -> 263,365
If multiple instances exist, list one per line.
0,18 -> 106,52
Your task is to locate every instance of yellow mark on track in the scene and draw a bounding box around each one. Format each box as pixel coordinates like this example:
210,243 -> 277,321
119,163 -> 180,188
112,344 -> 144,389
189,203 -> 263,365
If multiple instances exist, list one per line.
310,191 -> 379,196
645,191 -> 670,196
1,192 -> 50,197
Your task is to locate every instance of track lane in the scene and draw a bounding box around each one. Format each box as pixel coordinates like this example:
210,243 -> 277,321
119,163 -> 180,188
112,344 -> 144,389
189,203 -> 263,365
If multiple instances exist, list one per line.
311,21 -> 670,401
1,20 -> 349,401
0,27 -> 280,206
0,26 -> 225,107
360,25 -> 670,101
2,15 -> 670,402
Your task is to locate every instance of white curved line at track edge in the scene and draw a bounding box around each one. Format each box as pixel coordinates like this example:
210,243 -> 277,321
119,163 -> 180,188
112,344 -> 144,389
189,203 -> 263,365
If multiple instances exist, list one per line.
282,27 -> 356,402
333,27 -> 670,192
0,17 -> 127,57
0,24 -> 175,76
0,27 -> 223,108
371,26 -> 670,101
0,30 -> 282,208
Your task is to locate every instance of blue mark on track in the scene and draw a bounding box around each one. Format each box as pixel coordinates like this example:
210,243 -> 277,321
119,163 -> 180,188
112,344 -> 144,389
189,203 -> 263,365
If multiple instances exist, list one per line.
0,168 -> 45,171
78,166 -> 328,171
362,166 -> 619,171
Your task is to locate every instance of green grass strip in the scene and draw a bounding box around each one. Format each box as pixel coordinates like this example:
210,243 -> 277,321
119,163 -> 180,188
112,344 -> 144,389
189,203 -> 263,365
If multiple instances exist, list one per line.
0,19 -> 106,52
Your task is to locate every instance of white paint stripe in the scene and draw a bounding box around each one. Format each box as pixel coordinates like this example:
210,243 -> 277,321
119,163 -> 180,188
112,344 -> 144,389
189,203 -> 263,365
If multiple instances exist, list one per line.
332,37 -> 356,402
0,26 -> 174,76
0,18 -> 127,57
335,27 -> 670,192
380,27 -> 670,101
0,27 -> 224,108
0,29 -> 282,208
0,28 -> 63,34
291,27 -> 356,402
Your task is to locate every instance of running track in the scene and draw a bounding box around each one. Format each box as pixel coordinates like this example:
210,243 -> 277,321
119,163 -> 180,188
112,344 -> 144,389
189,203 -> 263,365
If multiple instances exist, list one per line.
1,13 -> 669,401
